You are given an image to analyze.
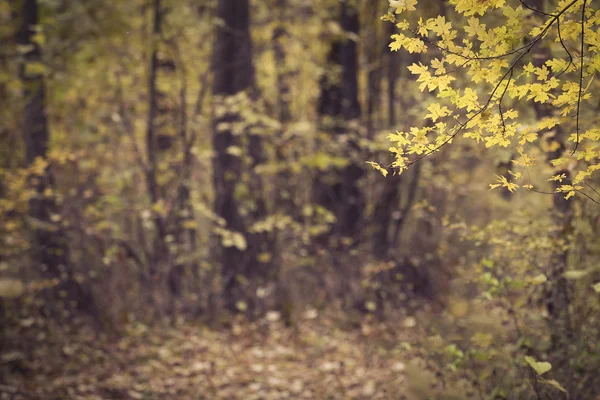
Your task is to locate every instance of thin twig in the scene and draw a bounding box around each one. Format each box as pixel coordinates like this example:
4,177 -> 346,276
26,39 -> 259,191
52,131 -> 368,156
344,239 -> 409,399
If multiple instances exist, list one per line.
519,0 -> 556,17
575,189 -> 600,205
405,0 -> 578,63
555,17 -> 574,78
498,68 -> 514,136
571,0 -> 587,154
584,181 -> 600,199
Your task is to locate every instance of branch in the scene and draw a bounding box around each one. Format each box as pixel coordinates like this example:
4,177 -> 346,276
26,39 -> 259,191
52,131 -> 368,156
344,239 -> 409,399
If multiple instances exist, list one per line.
190,70 -> 211,145
576,189 -> 600,205
115,75 -> 149,174
394,0 -> 580,170
406,0 -> 578,63
518,0 -> 556,17
391,160 -> 421,247
584,181 -> 600,199
402,42 -> 530,168
498,68 -> 514,136
571,0 -> 587,154
555,17 -> 574,78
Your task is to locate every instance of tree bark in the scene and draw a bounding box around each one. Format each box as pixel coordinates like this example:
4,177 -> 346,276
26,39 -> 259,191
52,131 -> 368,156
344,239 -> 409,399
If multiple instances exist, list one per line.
146,0 -> 169,274
211,0 -> 270,314
17,0 -> 93,313
365,7 -> 382,140
530,0 -> 572,350
372,22 -> 403,257
314,0 -> 364,244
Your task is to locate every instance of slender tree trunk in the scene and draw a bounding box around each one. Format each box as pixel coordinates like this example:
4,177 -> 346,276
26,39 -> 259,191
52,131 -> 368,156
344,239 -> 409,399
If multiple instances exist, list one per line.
530,0 -> 572,356
17,0 -> 92,313
146,0 -> 169,265
272,0 -> 292,222
212,0 -> 270,314
271,0 -> 296,323
535,100 -> 572,333
170,62 -> 197,301
273,0 -> 292,127
372,22 -> 402,257
365,12 -> 382,140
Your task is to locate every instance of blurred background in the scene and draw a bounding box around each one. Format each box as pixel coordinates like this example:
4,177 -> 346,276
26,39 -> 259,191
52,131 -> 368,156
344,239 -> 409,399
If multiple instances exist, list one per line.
1,0 -> 599,398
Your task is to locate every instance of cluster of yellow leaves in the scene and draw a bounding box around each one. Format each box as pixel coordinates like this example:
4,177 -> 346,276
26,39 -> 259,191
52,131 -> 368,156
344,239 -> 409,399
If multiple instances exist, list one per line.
378,0 -> 600,201
488,171 -> 520,193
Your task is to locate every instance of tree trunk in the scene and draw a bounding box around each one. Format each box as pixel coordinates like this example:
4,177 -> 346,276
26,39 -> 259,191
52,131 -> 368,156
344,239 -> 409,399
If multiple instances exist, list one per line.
372,22 -> 403,257
17,0 -> 93,313
146,0 -> 169,273
530,0 -> 572,351
212,0 -> 270,314
314,0 -> 364,245
365,6 -> 382,140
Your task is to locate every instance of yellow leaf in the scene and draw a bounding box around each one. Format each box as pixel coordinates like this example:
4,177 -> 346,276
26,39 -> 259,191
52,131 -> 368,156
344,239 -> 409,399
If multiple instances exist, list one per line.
0,279 -> 25,299
530,274 -> 547,285
366,161 -> 389,177
257,252 -> 272,263
235,301 -> 248,311
539,379 -> 567,393
365,301 -> 377,312
25,62 -> 46,76
182,220 -> 196,230
564,270 -> 589,280
226,146 -> 243,157
231,232 -> 247,251
449,298 -> 469,317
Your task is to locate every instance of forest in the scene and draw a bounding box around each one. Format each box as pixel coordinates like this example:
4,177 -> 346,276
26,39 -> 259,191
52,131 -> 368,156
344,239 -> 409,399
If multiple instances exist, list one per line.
1,0 -> 599,398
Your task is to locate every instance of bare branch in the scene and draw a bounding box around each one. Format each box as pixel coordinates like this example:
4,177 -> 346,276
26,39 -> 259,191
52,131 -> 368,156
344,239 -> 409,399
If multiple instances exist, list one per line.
518,0 -> 555,17
498,68 -> 514,136
584,181 -> 600,200
576,189 -> 600,205
555,17 -> 574,78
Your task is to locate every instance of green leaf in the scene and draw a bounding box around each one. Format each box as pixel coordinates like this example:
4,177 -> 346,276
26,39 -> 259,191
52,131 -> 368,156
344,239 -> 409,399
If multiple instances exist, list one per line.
524,356 -> 552,376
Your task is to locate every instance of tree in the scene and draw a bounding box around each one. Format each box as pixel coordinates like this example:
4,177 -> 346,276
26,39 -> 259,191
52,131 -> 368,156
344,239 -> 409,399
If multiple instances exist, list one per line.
144,0 -> 171,302
17,0 -> 92,313
526,0 -> 573,348
314,0 -> 364,245
379,0 -> 599,200
211,0 -> 271,314
377,0 -> 600,396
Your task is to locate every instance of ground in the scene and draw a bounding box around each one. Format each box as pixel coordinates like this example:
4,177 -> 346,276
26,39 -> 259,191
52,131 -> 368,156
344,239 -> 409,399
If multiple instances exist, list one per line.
3,313 -> 417,400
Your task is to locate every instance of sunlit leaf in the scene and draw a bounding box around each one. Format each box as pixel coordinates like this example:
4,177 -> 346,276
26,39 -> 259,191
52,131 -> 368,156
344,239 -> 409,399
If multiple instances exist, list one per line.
0,279 -> 25,299
524,356 -> 552,376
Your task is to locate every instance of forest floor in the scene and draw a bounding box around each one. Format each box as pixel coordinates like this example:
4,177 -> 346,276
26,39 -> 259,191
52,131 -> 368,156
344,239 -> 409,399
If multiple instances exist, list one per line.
3,314 -> 417,400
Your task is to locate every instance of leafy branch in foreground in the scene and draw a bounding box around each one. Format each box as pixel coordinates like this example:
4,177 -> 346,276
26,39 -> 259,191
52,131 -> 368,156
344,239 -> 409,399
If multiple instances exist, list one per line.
370,0 -> 599,202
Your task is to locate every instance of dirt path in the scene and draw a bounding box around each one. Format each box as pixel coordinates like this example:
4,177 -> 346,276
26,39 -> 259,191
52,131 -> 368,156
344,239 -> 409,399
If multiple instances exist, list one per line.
5,318 -> 411,399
